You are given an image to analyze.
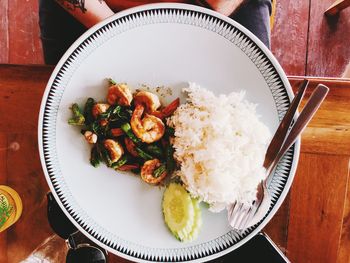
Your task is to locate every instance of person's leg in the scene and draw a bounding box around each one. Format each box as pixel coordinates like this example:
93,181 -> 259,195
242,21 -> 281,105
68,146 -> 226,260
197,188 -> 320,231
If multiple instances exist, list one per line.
39,0 -> 86,65
231,0 -> 272,48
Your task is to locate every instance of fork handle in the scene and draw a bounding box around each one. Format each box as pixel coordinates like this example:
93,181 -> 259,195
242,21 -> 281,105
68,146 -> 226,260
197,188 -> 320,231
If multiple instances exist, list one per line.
263,79 -> 308,169
265,84 -> 329,176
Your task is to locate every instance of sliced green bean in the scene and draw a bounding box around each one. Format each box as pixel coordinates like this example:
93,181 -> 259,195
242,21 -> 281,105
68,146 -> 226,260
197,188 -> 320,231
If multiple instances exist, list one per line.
99,145 -> 112,167
90,145 -> 101,168
145,144 -> 164,158
111,155 -> 128,169
136,147 -> 154,160
165,126 -> 175,137
83,98 -> 95,126
121,123 -> 141,145
90,120 -> 108,139
68,103 -> 85,125
131,168 -> 141,174
107,78 -> 117,85
99,105 -> 121,120
153,164 -> 166,178
166,144 -> 176,174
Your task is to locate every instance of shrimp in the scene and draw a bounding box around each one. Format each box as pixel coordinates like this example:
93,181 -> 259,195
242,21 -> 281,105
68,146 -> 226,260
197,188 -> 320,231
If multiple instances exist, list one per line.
131,104 -> 165,143
141,159 -> 167,184
92,103 -> 110,126
92,103 -> 110,118
103,139 -> 124,163
107,83 -> 133,106
133,91 -> 161,113
83,131 -> 97,144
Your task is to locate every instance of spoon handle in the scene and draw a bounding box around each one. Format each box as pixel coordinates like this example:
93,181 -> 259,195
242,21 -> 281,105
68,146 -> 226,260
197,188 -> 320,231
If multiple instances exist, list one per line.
265,84 -> 329,176
263,80 -> 309,169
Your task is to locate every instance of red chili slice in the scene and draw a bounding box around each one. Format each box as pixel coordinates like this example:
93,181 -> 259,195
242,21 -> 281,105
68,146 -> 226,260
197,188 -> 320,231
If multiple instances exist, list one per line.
124,137 -> 139,157
111,128 -> 124,137
150,110 -> 165,119
118,164 -> 140,171
161,98 -> 180,117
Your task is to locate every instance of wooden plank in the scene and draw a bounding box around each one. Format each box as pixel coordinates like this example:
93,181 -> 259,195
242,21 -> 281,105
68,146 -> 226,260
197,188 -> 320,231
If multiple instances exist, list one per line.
286,153 -> 349,263
0,133 -> 8,263
6,133 -> 52,262
307,0 -> 350,77
0,0 -> 9,63
0,65 -> 53,133
289,76 -> 350,85
0,134 -> 7,187
290,77 -> 350,156
299,89 -> 350,156
338,162 -> 350,263
325,0 -> 350,16
271,0 -> 310,75
8,0 -> 43,64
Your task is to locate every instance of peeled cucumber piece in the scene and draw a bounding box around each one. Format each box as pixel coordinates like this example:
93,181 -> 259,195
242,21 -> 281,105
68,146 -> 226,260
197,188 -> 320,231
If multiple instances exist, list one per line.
162,183 -> 195,241
188,198 -> 202,241
162,183 -> 202,242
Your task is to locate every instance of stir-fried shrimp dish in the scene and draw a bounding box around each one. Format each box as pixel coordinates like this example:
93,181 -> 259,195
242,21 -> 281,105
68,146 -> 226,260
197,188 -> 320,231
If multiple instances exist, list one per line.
68,81 -> 270,243
68,79 -> 179,185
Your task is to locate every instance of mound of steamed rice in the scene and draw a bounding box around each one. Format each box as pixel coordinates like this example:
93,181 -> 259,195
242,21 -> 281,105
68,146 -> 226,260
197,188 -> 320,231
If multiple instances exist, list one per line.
167,83 -> 271,212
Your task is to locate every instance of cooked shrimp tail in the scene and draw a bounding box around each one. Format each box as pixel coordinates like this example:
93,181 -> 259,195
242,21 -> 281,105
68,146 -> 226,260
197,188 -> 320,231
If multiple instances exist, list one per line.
141,159 -> 167,184
84,131 -> 97,144
92,103 -> 110,119
131,104 -> 165,143
133,91 -> 161,113
107,83 -> 133,106
103,139 -> 124,163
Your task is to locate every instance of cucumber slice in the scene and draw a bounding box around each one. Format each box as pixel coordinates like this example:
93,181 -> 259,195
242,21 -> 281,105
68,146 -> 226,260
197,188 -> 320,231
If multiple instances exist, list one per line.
162,183 -> 195,241
187,199 -> 202,241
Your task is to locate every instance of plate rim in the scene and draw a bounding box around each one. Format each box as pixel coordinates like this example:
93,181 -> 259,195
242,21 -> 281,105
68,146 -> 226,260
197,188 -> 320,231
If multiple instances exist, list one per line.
38,3 -> 300,262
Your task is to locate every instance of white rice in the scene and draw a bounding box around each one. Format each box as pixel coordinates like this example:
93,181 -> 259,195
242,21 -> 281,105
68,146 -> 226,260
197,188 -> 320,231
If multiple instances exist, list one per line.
167,83 -> 271,212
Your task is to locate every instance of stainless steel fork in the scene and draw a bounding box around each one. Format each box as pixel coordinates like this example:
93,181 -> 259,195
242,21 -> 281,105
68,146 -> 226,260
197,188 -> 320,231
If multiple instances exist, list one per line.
228,81 -> 329,231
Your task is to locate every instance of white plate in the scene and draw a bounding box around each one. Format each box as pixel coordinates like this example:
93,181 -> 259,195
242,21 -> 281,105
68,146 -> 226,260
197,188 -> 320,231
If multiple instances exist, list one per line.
38,3 -> 299,262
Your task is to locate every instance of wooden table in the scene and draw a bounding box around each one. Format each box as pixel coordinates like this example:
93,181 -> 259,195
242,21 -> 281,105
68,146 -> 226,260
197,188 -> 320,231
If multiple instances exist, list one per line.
0,65 -> 349,263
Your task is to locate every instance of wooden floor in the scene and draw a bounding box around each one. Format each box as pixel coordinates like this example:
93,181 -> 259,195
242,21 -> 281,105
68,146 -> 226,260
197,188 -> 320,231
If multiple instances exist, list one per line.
0,0 -> 350,76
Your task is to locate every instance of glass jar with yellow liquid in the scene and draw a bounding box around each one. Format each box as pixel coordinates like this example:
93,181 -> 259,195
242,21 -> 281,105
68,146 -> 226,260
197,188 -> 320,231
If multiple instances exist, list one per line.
0,185 -> 23,232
